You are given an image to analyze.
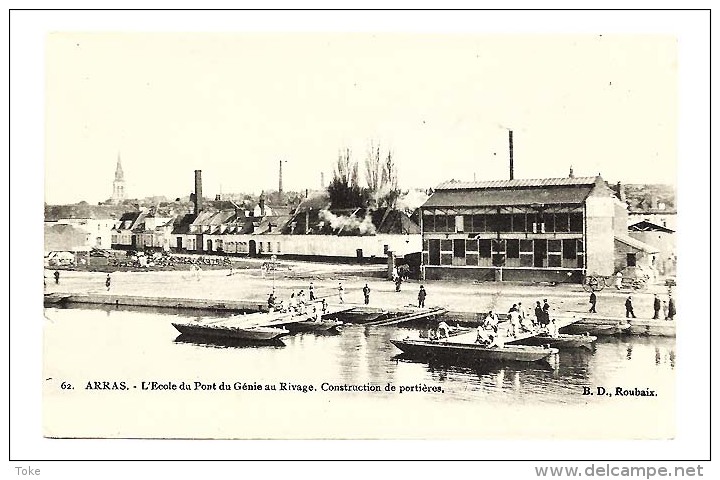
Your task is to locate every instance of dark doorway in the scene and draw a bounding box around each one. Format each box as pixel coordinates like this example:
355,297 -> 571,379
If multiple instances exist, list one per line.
453,239 -> 465,258
626,253 -> 637,267
207,239 -> 213,252
176,237 -> 182,250
533,239 -> 547,267
428,239 -> 441,266
249,240 -> 257,257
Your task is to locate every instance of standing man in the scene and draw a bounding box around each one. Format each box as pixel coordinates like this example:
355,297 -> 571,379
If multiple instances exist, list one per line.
534,301 -> 543,327
668,296 -> 676,320
362,283 -> 371,305
309,282 -> 315,301
653,294 -> 661,319
542,299 -> 551,327
337,282 -> 345,304
394,275 -> 402,292
54,270 -> 60,285
625,295 -> 636,318
418,285 -> 427,308
589,291 -> 597,313
105,273 -> 111,292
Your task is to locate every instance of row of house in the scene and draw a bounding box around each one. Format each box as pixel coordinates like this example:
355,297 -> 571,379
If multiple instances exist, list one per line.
110,194 -> 422,261
50,162 -> 672,284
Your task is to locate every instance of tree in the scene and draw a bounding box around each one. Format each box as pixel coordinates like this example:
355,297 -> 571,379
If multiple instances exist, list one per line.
364,141 -> 382,192
364,141 -> 400,208
327,148 -> 368,209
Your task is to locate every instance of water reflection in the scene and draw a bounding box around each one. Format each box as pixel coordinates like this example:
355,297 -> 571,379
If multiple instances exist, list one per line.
44,307 -> 676,404
174,333 -> 286,349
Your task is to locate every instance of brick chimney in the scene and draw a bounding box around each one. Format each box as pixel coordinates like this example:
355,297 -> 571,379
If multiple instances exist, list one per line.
508,130 -> 514,180
193,170 -> 203,214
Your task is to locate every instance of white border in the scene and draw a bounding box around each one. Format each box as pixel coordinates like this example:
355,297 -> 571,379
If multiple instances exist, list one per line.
6,5 -> 712,471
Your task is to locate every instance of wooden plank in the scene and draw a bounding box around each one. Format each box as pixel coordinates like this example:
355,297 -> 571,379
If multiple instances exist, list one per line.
365,307 -> 447,326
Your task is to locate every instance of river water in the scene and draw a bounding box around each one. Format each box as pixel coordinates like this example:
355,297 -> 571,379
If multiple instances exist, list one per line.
43,305 -> 676,439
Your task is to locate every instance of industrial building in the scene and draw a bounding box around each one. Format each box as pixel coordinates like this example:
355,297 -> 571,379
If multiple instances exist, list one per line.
419,175 -> 657,283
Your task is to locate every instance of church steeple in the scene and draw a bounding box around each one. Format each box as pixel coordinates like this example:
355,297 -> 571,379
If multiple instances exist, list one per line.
111,153 -> 126,204
114,154 -> 124,181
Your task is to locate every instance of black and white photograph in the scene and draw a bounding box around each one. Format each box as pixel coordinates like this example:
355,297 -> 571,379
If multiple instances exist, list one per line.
9,7 -> 711,467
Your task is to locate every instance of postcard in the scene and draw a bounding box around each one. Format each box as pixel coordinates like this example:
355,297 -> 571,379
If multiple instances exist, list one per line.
10,9 -> 709,462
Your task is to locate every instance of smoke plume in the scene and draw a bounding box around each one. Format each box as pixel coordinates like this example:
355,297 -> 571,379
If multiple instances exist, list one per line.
318,209 -> 376,236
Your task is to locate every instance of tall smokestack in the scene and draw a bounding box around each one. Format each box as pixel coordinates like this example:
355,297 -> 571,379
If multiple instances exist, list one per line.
278,160 -> 283,197
194,170 -> 203,214
320,171 -> 325,189
508,130 -> 514,180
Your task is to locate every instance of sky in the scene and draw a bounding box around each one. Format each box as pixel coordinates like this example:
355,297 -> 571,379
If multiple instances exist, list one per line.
45,33 -> 677,204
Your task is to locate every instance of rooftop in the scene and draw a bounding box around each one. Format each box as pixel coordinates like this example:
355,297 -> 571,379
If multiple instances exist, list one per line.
435,176 -> 599,190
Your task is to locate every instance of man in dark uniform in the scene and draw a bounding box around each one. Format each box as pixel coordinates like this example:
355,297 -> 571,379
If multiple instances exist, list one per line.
668,296 -> 676,320
625,295 -> 636,318
362,284 -> 371,305
418,285 -> 427,308
542,299 -> 551,327
652,294 -> 661,319
534,301 -> 543,327
589,291 -> 597,313
54,270 -> 60,284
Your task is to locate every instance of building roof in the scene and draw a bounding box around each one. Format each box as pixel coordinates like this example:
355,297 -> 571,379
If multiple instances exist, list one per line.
422,186 -> 594,208
614,234 -> 659,254
171,213 -> 198,234
435,177 -> 598,190
371,208 -> 421,234
45,204 -> 132,221
294,192 -> 331,213
628,220 -> 675,234
253,215 -> 292,235
423,176 -> 605,208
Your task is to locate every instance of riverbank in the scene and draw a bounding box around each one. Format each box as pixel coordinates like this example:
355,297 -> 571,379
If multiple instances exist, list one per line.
44,260 -> 675,321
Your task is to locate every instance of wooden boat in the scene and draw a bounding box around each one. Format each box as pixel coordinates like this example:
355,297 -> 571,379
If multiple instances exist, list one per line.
626,318 -> 676,337
509,333 -> 597,349
44,293 -> 69,306
284,318 -> 344,333
390,338 -> 558,363
562,319 -> 630,336
171,322 -> 289,341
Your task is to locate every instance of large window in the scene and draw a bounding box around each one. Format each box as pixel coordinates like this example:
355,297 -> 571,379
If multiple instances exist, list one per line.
569,213 -> 583,232
520,239 -> 533,267
471,214 -> 485,232
548,240 -> 562,267
491,239 -> 506,267
466,239 -> 479,266
555,213 -> 569,232
423,214 -> 435,232
479,239 -> 491,258
453,239 -> 466,258
506,239 -> 520,259
562,239 -> 577,259
512,214 -> 526,232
